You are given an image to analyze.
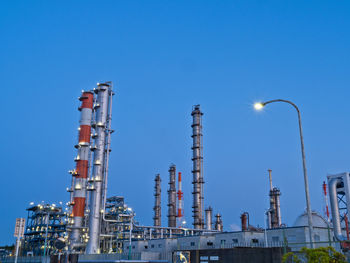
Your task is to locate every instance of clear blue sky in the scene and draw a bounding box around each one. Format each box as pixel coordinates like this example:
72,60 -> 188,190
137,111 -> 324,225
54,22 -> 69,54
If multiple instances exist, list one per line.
1,1 -> 350,245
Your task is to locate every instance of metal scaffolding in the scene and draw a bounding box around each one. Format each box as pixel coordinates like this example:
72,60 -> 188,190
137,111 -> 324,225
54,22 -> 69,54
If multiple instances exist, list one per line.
23,204 -> 67,256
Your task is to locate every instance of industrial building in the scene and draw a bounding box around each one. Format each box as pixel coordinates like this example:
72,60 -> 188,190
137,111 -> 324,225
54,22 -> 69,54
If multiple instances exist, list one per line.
4,83 -> 350,263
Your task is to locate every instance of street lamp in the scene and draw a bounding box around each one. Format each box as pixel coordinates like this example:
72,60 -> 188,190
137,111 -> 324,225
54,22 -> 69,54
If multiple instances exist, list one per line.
254,99 -> 315,248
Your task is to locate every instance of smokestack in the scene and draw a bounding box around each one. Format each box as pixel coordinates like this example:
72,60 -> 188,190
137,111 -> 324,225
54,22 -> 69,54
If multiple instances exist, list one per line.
168,165 -> 177,228
69,91 -> 94,250
267,170 -> 282,228
86,82 -> 113,254
323,181 -> 330,222
153,174 -> 161,227
268,169 -> 273,191
214,213 -> 223,232
240,212 -> 249,231
191,105 -> 204,229
177,172 -> 184,227
205,207 -> 213,230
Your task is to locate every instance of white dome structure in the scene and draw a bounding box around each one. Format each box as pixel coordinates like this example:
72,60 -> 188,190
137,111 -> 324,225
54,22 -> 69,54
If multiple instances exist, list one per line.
293,211 -> 328,228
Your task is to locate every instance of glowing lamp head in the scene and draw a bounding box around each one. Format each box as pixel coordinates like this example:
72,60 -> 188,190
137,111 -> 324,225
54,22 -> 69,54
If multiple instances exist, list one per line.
254,102 -> 264,111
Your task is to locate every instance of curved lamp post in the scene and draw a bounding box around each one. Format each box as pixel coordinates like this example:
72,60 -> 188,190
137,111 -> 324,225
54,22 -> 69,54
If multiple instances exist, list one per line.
254,99 -> 315,248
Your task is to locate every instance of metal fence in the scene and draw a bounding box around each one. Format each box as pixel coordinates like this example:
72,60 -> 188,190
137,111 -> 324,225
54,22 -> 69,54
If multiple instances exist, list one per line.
0,256 -> 49,263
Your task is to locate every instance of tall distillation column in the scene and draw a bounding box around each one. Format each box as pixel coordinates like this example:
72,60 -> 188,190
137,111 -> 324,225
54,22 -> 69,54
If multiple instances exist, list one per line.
153,174 -> 161,227
168,165 -> 177,228
214,213 -> 223,232
86,83 -> 113,254
267,169 -> 282,228
69,91 -> 94,250
191,105 -> 204,229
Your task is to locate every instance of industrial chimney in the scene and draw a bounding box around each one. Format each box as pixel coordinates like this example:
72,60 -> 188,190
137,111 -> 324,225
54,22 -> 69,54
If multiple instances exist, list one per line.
168,165 -> 177,228
153,174 -> 161,227
69,91 -> 94,250
191,105 -> 204,229
177,172 -> 184,227
240,212 -> 249,231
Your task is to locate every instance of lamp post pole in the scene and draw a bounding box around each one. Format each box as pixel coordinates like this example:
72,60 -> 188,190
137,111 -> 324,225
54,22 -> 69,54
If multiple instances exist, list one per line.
255,99 -> 315,248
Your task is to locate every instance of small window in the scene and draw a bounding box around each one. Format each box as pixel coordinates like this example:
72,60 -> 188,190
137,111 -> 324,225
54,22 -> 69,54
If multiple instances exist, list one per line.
190,242 -> 195,246
251,239 -> 259,243
207,241 -> 213,246
158,244 -> 162,248
151,244 -> 154,248
232,238 -> 238,243
220,240 -> 226,245
132,246 -> 135,249
144,245 -> 148,249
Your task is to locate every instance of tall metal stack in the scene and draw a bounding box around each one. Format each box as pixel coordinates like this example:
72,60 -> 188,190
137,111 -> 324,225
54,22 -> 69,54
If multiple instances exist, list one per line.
69,91 -> 94,249
191,105 -> 204,229
266,170 -> 282,228
322,181 -> 330,222
86,82 -> 114,254
168,165 -> 177,228
177,172 -> 184,227
205,207 -> 213,230
153,174 -> 161,227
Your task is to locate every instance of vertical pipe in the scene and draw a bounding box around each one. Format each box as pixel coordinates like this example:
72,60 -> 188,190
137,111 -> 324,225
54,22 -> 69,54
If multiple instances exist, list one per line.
177,172 -> 184,227
86,83 -> 110,254
205,207 -> 212,230
153,174 -> 161,227
191,105 -> 204,229
69,91 -> 94,250
168,165 -> 177,228
328,177 -> 347,241
345,214 -> 350,240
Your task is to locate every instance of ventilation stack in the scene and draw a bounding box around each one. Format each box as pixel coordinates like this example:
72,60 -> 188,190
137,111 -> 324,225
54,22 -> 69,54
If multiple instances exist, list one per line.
267,169 -> 282,228
86,82 -> 114,254
153,174 -> 161,227
177,172 -> 184,227
191,105 -> 204,229
168,165 -> 177,228
205,207 -> 213,230
69,91 -> 94,250
214,213 -> 223,232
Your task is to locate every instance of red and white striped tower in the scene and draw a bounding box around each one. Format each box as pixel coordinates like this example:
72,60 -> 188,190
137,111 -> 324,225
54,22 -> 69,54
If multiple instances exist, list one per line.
177,172 -> 184,227
323,181 -> 330,222
69,91 -> 94,249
